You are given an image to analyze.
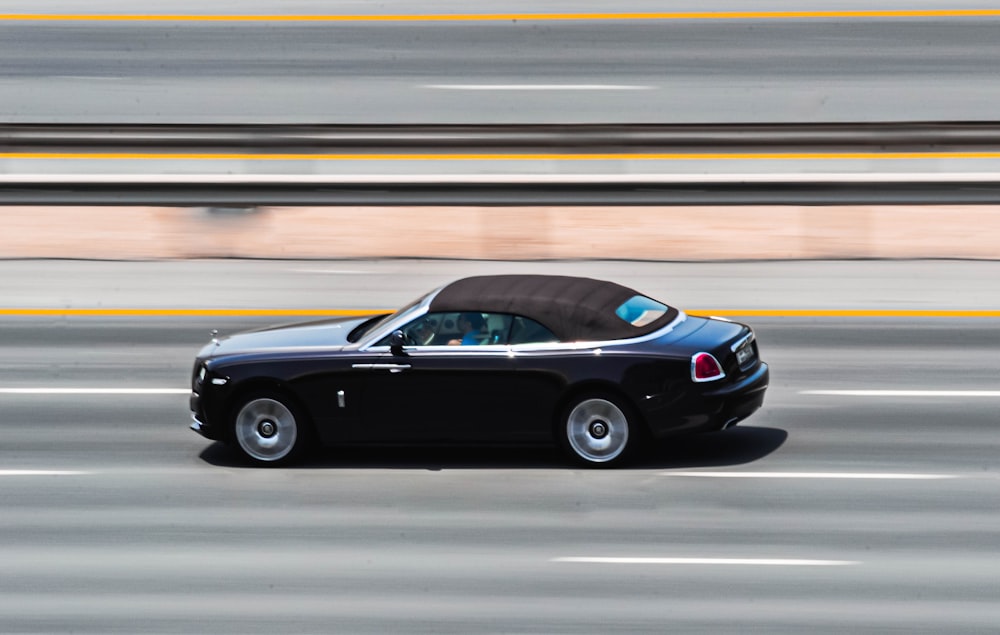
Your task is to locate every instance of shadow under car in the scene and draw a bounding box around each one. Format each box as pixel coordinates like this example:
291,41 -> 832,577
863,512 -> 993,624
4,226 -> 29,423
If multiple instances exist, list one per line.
199,426 -> 788,471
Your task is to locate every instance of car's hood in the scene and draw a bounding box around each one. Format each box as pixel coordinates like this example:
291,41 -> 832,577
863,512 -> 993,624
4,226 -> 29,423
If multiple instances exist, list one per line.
199,315 -> 384,357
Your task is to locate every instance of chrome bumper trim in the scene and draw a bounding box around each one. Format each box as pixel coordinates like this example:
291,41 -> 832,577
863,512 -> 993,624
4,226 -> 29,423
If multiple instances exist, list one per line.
190,414 -> 205,433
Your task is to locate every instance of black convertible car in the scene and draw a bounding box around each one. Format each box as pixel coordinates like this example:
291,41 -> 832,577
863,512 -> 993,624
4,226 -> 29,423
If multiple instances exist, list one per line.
190,275 -> 768,467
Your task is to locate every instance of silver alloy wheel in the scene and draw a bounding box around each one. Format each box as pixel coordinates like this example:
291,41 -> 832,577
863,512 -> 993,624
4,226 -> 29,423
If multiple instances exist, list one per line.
565,397 -> 630,464
234,397 -> 298,463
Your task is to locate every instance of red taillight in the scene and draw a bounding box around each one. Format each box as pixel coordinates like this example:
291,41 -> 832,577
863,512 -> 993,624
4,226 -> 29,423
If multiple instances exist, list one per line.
692,352 -> 726,382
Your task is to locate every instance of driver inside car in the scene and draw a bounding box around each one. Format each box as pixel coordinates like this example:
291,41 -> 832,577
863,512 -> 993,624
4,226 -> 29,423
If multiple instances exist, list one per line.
448,312 -> 485,345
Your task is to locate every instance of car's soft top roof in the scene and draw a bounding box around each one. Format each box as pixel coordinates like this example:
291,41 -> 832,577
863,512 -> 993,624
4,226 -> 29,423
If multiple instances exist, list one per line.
428,274 -> 679,342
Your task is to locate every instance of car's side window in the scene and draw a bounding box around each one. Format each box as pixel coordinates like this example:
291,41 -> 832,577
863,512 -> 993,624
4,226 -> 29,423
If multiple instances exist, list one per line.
377,312 -> 514,346
480,313 -> 514,345
509,316 -> 560,345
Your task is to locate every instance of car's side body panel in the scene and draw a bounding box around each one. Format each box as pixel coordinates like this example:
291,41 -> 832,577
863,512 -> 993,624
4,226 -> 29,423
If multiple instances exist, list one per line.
189,275 -> 770,465
358,349 -> 525,443
193,315 -> 767,448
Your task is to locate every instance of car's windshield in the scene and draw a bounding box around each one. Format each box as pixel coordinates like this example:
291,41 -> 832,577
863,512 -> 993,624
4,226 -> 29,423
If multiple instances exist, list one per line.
347,292 -> 431,343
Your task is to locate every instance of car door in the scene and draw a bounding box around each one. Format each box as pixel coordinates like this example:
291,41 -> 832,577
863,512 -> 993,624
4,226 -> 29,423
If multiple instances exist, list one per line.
505,315 -> 581,433
355,311 -> 535,443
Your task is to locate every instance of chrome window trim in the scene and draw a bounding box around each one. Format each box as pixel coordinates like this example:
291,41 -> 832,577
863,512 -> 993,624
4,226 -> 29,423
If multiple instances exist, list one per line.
363,343 -> 515,357
363,309 -> 688,354
509,311 -> 688,353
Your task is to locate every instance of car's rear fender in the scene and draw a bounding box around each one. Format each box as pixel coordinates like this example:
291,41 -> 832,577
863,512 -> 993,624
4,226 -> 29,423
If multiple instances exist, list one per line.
651,315 -> 749,356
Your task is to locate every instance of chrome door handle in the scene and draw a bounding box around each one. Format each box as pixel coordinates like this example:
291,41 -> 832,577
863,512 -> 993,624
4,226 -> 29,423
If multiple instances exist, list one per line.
351,363 -> 411,373
371,363 -> 412,373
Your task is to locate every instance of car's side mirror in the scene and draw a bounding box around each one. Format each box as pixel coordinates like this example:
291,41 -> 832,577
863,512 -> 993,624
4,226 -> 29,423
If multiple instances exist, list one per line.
389,329 -> 407,355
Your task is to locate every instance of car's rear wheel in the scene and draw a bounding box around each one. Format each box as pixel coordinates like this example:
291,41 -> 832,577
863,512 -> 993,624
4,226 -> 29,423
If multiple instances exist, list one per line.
232,392 -> 307,466
559,394 -> 635,467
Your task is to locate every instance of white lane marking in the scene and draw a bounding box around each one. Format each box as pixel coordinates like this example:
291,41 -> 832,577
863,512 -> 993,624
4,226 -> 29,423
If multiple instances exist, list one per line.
289,268 -> 370,274
51,76 -> 127,81
426,84 -> 653,90
553,557 -> 858,566
0,388 -> 189,395
0,470 -> 90,476
802,390 -> 1000,397
8,173 -> 1000,185
664,471 -> 957,480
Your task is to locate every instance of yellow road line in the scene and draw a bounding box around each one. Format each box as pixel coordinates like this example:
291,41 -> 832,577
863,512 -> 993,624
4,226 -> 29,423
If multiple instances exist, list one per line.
2,10 -> 1000,22
7,152 -> 1000,161
2,308 -> 999,318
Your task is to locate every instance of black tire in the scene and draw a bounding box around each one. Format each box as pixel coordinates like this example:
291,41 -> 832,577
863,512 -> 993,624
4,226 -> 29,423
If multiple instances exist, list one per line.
558,392 -> 637,468
230,391 -> 310,466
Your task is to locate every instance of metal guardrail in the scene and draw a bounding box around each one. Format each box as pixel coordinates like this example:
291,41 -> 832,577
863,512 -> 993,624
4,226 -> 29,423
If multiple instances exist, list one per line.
5,122 -> 1000,151
5,123 -> 1000,204
6,178 -> 1000,205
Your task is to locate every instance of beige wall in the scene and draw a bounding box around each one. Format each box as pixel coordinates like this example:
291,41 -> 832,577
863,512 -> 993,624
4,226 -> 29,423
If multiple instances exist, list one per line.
1,205 -> 998,260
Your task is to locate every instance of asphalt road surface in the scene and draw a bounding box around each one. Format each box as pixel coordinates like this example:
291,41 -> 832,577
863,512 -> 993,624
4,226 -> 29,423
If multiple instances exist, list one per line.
3,1 -> 1000,123
1,259 -> 998,633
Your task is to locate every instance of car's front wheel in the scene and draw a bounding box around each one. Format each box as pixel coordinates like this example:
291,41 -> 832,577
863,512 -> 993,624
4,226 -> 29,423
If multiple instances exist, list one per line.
231,392 -> 307,466
559,393 -> 636,467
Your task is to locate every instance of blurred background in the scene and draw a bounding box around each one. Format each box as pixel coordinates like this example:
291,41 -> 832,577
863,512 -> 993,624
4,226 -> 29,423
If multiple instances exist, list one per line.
4,0 -> 1000,260
3,3 -> 1000,634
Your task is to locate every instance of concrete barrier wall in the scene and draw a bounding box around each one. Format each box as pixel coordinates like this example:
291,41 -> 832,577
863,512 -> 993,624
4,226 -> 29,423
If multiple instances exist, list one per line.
2,205 -> 998,260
